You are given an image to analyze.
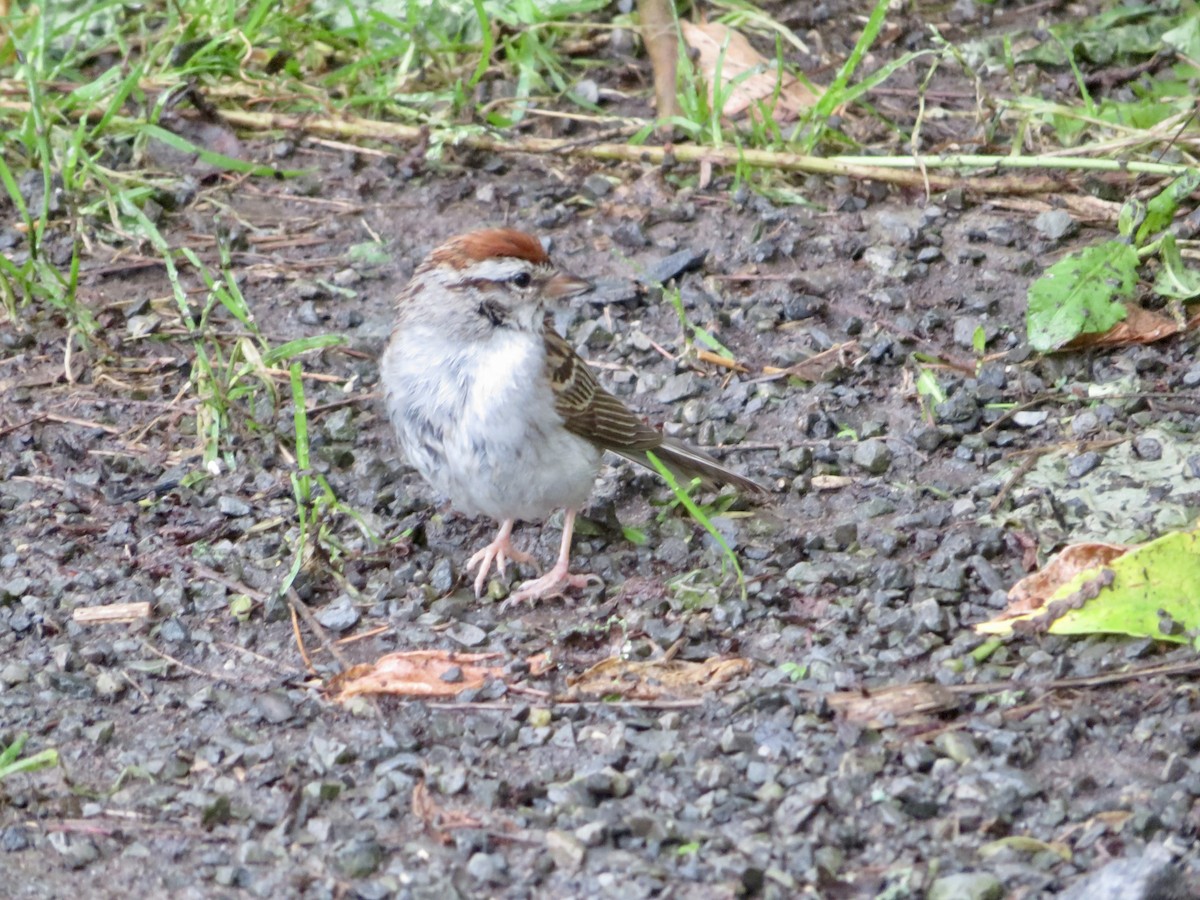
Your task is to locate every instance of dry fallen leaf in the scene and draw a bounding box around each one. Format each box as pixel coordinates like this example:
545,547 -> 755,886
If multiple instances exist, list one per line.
827,682 -> 959,728
1065,305 -> 1200,349
567,655 -> 752,700
1003,542 -> 1128,616
680,20 -> 819,122
327,650 -> 505,701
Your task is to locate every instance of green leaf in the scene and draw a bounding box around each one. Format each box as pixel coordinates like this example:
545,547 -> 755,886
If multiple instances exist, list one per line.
915,368 -> 946,404
778,661 -> 807,682
1034,530 -> 1200,643
141,125 -> 308,179
1118,198 -> 1146,239
0,733 -> 58,781
1026,240 -> 1137,351
621,525 -> 648,546
1154,233 -> 1200,300
1163,16 -> 1200,60
1136,169 -> 1200,244
261,334 -> 347,367
347,242 -> 391,266
229,594 -> 254,622
0,748 -> 58,780
971,325 -> 987,355
0,733 -> 26,768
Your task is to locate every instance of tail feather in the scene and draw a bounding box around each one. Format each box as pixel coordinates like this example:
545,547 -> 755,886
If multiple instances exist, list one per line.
617,437 -> 766,495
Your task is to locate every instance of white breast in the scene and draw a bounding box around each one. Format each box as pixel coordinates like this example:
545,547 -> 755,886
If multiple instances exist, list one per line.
381,324 -> 601,522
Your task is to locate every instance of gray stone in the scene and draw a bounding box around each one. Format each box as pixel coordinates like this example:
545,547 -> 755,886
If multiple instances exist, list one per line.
545,830 -> 586,871
333,838 -> 382,878
1067,452 -> 1101,478
581,174 -> 613,199
0,662 -> 30,685
1057,842 -> 1187,900
953,317 -> 982,349
428,559 -> 454,595
927,872 -> 1002,900
1033,209 -> 1077,241
446,622 -> 487,647
1012,410 -> 1049,427
1071,410 -> 1101,438
852,439 -> 892,475
1133,436 -> 1162,460
657,373 -> 701,404
315,595 -> 360,632
643,248 -> 706,285
217,496 -> 252,517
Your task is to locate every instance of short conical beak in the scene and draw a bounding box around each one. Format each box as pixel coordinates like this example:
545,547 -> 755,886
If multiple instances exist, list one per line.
544,271 -> 592,301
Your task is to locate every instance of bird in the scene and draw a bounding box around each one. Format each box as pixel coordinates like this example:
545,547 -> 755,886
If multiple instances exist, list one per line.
379,228 -> 764,605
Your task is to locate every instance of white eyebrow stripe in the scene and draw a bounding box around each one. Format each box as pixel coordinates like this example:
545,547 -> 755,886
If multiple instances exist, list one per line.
462,258 -> 533,282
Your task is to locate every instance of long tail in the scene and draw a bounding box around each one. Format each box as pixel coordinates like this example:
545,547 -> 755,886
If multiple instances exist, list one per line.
617,437 -> 766,495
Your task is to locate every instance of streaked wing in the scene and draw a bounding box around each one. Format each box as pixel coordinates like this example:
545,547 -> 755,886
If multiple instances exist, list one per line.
543,324 -> 663,453
543,320 -> 766,495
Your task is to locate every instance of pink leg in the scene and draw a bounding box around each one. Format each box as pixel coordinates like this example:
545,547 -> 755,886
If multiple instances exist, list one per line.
501,509 -> 601,608
466,519 -> 534,598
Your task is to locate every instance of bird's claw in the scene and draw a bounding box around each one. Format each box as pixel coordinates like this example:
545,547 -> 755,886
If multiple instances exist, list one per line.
500,570 -> 602,610
466,527 -> 535,597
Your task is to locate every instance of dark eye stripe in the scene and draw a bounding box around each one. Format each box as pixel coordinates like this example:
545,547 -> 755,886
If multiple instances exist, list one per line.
477,298 -> 507,326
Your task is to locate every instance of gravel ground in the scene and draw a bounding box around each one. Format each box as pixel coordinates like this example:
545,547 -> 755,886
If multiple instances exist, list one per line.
4,3 -> 1200,899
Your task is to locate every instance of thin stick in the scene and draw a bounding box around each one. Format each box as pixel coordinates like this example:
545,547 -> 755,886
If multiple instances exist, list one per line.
208,108 -> 1196,191
139,639 -> 214,679
286,587 -> 352,673
289,602 -> 316,675
72,602 -> 153,625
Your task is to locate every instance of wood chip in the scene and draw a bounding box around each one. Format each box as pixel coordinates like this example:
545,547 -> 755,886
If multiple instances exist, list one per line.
72,602 -> 153,624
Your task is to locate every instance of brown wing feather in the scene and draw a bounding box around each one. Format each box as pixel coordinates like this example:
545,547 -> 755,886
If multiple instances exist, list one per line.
544,325 -> 662,452
543,323 -> 766,494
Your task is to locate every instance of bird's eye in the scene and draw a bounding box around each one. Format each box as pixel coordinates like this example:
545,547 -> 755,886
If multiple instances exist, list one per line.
511,271 -> 532,288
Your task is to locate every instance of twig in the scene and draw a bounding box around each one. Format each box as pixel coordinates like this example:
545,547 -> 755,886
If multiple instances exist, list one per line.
205,108 -> 1198,192
73,603 -> 152,625
988,452 -> 1040,514
0,414 -> 47,439
218,641 -> 308,676
289,603 -> 316,676
286,587 -> 352,673
139,639 -> 215,679
191,562 -> 268,602
332,624 -> 390,647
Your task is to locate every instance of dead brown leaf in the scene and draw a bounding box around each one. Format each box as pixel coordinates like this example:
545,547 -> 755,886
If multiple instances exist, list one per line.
327,650 -> 505,701
567,654 -> 752,700
827,682 -> 959,728
1065,305 -> 1200,349
974,541 -> 1128,636
680,20 -> 819,122
1004,542 -> 1128,615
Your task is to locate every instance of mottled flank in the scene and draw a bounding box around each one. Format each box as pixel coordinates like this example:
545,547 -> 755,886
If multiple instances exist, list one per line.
433,228 -> 550,268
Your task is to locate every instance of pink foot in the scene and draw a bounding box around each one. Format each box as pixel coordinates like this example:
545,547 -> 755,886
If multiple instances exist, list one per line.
466,520 -> 534,598
500,564 -> 603,610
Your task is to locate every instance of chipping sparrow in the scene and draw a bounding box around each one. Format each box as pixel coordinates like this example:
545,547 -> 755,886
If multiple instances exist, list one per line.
380,228 -> 764,605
